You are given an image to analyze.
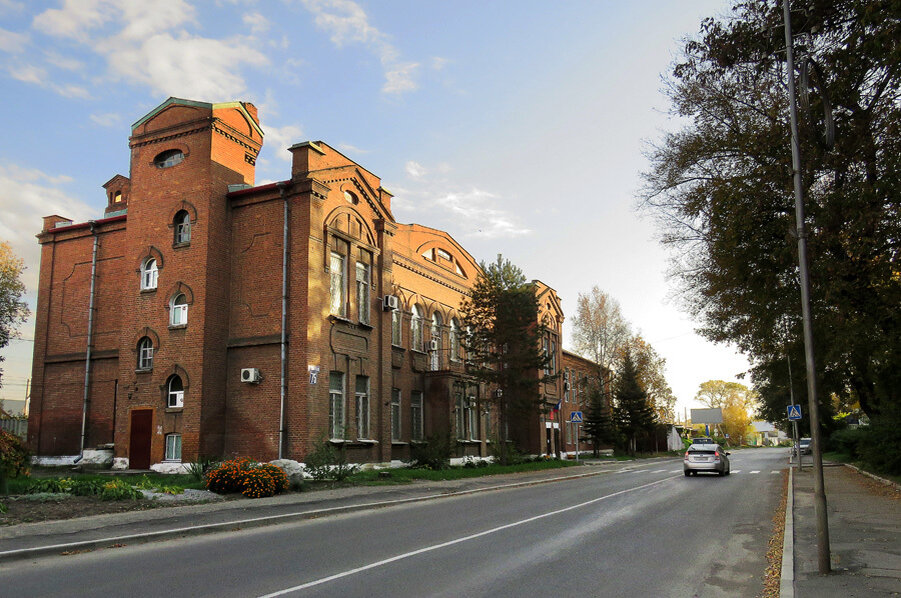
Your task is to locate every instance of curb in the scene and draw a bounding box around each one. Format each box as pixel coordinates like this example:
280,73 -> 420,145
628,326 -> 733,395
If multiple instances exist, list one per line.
842,463 -> 901,491
0,467 -> 617,563
780,466 -> 794,598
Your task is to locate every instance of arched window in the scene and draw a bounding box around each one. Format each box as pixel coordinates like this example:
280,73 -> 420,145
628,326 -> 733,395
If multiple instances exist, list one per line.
137,337 -> 154,370
449,318 -> 461,362
174,210 -> 191,244
411,305 -> 424,352
170,293 -> 188,326
430,312 -> 442,371
167,375 -> 184,408
141,258 -> 158,290
154,149 -> 184,169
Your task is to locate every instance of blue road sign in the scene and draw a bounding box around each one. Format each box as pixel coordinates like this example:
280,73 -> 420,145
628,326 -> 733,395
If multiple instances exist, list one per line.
787,404 -> 802,421
570,411 -> 583,423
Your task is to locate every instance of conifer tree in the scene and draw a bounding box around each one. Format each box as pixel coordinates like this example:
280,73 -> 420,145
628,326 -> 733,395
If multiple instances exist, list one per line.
613,350 -> 655,455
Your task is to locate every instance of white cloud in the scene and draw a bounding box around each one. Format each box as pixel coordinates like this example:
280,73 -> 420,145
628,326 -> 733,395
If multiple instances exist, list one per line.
430,56 -> 449,70
338,143 -> 369,155
0,27 -> 28,53
44,51 -> 84,71
0,164 -> 94,291
9,63 -> 90,98
90,112 -> 122,127
300,0 -> 418,95
31,0 -> 268,101
263,124 -> 305,162
243,12 -> 270,34
405,161 -> 426,178
393,162 -> 531,239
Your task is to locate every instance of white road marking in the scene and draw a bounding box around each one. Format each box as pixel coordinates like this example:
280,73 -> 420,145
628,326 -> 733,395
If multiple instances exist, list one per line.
771,470 -> 781,474
750,470 -> 760,474
257,475 -> 682,597
651,470 -> 666,473
731,470 -> 741,474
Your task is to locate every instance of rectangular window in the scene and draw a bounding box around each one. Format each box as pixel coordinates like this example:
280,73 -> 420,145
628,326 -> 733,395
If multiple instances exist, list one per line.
171,303 -> 188,327
410,390 -> 423,441
330,251 -> 346,317
164,434 -> 182,461
391,388 -> 401,442
391,309 -> 402,346
483,404 -> 491,440
139,344 -> 154,370
356,261 -> 371,325
355,376 -> 370,439
329,371 -> 345,439
455,392 -> 465,440
543,337 -> 550,375
466,396 -> 477,440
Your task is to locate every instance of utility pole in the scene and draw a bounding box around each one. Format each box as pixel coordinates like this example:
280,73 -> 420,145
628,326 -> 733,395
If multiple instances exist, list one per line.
782,0 -> 830,574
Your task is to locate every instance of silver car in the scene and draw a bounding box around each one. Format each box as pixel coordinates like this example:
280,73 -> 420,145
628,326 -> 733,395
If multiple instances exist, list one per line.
683,442 -> 731,476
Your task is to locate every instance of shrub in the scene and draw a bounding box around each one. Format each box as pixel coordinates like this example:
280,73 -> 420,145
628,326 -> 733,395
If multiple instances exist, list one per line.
304,440 -> 358,481
0,429 -> 30,494
857,418 -> 901,476
26,477 -> 75,494
69,479 -> 105,497
205,458 -> 290,498
827,427 -> 869,459
100,479 -> 143,501
409,433 -> 454,470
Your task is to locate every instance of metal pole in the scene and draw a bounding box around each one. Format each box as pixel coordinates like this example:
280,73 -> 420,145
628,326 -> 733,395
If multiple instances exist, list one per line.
78,223 -> 99,462
783,0 -> 830,573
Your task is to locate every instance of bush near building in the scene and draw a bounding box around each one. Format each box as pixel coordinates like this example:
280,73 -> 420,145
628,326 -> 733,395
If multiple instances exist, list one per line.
205,458 -> 289,498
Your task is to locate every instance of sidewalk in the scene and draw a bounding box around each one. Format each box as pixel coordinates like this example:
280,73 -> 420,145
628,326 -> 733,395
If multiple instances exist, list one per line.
0,459 -> 632,562
789,462 -> 901,597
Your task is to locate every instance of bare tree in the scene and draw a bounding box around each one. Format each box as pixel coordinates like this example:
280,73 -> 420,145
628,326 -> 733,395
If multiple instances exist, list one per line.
571,287 -> 631,404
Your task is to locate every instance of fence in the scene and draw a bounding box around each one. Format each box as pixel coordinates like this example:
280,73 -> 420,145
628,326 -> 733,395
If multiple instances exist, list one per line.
0,418 -> 27,440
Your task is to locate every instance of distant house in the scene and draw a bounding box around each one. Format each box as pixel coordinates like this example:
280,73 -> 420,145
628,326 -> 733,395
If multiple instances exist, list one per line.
750,421 -> 787,446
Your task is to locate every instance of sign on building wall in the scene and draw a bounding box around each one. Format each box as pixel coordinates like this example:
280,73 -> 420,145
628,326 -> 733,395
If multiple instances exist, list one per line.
308,365 -> 320,385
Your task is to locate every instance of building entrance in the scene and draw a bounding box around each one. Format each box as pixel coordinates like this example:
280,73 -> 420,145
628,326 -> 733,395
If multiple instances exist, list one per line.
129,410 -> 152,469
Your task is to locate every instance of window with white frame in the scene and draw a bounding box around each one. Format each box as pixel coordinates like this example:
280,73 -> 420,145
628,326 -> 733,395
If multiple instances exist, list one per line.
483,403 -> 491,439
356,258 -> 371,325
170,293 -> 188,326
550,339 -> 557,373
355,375 -> 370,439
410,390 -> 423,441
449,318 -> 461,361
137,337 -> 154,370
167,375 -> 184,408
564,369 -> 570,402
430,312 -> 442,370
411,305 -> 424,352
329,251 -> 346,317
391,388 -> 401,442
164,433 -> 182,461
141,258 -> 158,290
328,372 -> 345,439
391,307 -> 402,346
174,210 -> 191,245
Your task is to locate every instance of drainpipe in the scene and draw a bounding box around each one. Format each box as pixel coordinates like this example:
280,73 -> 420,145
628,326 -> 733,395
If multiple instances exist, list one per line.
76,221 -> 99,463
277,182 -> 289,459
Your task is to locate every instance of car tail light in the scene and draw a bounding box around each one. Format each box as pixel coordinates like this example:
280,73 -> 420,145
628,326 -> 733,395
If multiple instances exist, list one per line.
683,451 -> 689,460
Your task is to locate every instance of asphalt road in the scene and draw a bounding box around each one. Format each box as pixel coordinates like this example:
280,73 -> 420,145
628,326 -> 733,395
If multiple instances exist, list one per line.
1,448 -> 786,598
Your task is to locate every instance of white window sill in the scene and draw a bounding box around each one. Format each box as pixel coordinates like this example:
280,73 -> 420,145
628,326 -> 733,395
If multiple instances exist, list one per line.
355,439 -> 378,445
135,368 -> 153,374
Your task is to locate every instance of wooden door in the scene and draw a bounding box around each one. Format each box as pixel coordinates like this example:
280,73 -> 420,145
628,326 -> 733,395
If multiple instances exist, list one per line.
129,410 -> 152,469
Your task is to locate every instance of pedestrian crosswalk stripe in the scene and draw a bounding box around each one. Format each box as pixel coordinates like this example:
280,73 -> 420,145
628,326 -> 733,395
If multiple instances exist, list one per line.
771,470 -> 780,474
732,470 -> 741,473
750,470 -> 760,474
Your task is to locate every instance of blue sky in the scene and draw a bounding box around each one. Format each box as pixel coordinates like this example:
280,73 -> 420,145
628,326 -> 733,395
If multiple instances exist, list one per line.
0,0 -> 749,416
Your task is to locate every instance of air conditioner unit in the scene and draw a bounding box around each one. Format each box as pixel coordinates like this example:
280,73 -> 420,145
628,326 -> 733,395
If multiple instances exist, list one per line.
428,339 -> 439,351
383,294 -> 399,311
240,368 -> 262,384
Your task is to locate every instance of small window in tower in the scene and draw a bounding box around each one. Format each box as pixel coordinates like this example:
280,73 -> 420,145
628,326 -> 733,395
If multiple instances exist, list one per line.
174,210 -> 191,245
154,149 -> 184,169
344,190 -> 358,204
114,191 -> 122,203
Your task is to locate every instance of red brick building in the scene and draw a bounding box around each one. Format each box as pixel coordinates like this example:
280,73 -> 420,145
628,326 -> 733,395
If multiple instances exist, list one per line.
28,98 -> 593,468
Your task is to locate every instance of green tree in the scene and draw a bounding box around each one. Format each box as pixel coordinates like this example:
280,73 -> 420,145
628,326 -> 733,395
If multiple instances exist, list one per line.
583,385 -> 618,456
628,334 -> 676,422
642,0 -> 901,424
695,380 -> 758,443
613,350 -> 655,455
460,255 -> 554,465
0,241 -> 30,389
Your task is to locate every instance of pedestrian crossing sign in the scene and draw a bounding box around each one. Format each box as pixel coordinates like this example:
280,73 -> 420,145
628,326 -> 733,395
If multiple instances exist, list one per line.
570,411 -> 583,423
787,404 -> 802,421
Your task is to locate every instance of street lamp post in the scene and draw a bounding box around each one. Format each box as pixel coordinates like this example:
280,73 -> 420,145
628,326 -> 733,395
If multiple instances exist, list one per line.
782,0 -> 831,574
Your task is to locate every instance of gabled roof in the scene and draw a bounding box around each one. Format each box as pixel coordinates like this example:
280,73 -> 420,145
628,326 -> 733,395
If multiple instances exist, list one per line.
131,97 -> 264,139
